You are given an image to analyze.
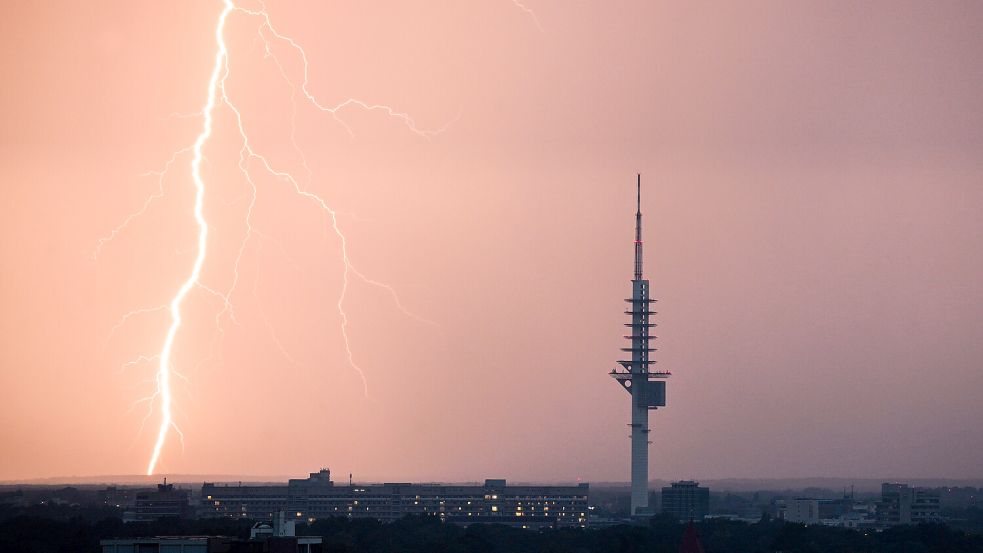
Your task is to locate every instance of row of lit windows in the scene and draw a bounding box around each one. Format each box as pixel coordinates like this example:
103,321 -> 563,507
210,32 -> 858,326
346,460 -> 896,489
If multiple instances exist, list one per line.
205,501 -> 587,514
292,493 -> 585,500
207,499 -> 584,507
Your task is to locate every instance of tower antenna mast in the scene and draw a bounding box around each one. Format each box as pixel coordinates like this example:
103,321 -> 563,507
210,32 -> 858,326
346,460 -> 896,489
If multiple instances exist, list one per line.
610,174 -> 670,516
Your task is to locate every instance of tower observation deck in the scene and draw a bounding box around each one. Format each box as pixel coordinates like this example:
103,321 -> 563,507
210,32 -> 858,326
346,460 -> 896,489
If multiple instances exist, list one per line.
609,174 -> 669,516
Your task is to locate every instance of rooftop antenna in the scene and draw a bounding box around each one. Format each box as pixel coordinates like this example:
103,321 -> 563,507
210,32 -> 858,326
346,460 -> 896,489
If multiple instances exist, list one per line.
634,174 -> 643,280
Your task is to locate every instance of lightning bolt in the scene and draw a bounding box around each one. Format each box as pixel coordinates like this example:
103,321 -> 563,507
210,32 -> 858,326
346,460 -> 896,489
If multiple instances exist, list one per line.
511,0 -> 544,32
91,0 -> 446,475
143,0 -> 233,476
92,146 -> 193,261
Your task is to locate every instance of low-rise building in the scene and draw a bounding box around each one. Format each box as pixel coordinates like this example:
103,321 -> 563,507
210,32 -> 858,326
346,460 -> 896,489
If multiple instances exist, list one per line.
101,535 -> 320,553
201,469 -> 589,528
777,493 -> 877,528
104,511 -> 321,553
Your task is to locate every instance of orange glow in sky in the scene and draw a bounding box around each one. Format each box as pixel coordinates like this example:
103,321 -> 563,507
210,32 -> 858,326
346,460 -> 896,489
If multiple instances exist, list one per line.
1,0 -> 982,482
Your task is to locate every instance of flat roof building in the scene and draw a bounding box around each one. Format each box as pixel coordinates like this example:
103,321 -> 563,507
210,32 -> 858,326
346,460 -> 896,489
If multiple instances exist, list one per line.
103,510 -> 321,553
201,469 -> 589,529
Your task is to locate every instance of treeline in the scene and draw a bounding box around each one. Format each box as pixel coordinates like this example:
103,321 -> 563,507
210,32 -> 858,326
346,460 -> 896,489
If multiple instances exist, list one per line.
301,515 -> 983,553
0,505 -> 253,553
2,506 -> 983,553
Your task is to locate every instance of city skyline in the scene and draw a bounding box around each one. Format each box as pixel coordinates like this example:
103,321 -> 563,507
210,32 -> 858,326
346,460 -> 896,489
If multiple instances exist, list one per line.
2,0 -> 982,483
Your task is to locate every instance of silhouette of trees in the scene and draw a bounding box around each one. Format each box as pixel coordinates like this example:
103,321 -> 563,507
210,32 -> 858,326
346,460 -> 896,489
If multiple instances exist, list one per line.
1,504 -> 982,553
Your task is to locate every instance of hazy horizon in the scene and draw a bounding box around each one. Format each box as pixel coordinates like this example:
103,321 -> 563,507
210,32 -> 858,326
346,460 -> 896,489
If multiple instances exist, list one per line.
2,1 -> 982,482
6,474 -> 983,496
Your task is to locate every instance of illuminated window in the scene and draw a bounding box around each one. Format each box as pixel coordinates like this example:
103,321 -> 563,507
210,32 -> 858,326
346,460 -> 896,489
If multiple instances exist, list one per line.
491,506 -> 498,512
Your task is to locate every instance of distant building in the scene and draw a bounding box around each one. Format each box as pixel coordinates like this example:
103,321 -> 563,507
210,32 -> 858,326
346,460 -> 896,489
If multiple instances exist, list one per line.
703,513 -> 763,524
123,481 -> 191,522
98,486 -> 152,510
784,498 -> 820,524
201,469 -> 589,528
102,537 -> 211,553
877,483 -> 941,525
777,492 -> 877,528
661,481 -> 709,521
251,511 -> 299,539
830,508 -> 877,529
103,511 -> 321,552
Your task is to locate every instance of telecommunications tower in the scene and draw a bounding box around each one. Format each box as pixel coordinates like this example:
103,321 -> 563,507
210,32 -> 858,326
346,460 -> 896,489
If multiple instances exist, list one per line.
610,174 -> 670,516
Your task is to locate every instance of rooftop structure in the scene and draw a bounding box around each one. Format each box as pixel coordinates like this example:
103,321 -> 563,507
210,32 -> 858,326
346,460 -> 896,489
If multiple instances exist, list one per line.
610,175 -> 669,515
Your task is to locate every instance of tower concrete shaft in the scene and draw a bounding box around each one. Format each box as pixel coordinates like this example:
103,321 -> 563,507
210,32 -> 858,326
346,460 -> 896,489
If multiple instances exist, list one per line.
610,174 -> 668,516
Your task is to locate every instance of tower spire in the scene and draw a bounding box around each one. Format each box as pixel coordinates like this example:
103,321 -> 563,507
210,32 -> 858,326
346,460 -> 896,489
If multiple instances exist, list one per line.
634,173 -> 643,280
611,173 -> 668,517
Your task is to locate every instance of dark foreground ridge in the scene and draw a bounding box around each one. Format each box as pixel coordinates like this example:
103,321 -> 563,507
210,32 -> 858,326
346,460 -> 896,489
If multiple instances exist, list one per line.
3,504 -> 983,553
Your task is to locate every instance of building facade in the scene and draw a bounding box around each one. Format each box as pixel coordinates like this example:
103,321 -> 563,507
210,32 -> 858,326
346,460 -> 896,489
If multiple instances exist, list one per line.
123,481 -> 192,522
201,469 -> 589,528
877,483 -> 941,525
661,481 -> 709,521
774,496 -> 878,528
783,498 -> 820,524
98,486 -> 150,510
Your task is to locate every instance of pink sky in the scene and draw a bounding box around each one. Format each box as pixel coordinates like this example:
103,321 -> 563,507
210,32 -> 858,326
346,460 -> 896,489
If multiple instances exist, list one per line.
1,0 -> 982,482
